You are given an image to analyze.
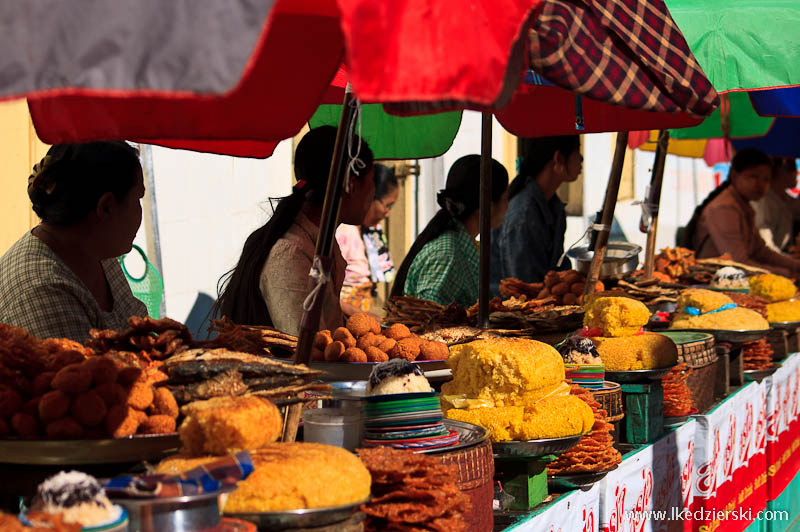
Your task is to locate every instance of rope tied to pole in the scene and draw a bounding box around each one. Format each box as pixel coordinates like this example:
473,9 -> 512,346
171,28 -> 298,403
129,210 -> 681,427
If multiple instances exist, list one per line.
302,256 -> 331,312
557,223 -> 612,267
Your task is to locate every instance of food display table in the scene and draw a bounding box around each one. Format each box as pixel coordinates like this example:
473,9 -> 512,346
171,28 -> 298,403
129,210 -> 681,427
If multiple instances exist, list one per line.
499,353 -> 800,532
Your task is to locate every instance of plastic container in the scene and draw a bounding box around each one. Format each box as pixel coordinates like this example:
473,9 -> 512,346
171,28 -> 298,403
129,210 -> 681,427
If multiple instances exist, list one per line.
302,408 -> 362,451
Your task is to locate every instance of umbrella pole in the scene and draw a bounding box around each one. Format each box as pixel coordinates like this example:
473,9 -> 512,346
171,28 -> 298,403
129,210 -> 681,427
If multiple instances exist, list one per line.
584,132 -> 629,297
643,130 -> 670,279
284,88 -> 358,442
478,112 -> 493,329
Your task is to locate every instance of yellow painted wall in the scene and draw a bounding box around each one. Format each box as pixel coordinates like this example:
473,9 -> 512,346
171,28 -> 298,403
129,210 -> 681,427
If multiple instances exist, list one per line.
0,100 -> 47,254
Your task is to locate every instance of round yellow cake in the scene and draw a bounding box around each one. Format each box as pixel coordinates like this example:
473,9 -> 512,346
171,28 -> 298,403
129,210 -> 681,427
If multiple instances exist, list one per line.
591,332 -> 678,371
583,296 -> 650,337
676,288 -> 733,314
750,274 -> 797,303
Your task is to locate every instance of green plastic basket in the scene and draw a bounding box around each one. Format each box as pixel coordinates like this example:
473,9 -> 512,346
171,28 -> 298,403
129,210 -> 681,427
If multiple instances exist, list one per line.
119,244 -> 164,318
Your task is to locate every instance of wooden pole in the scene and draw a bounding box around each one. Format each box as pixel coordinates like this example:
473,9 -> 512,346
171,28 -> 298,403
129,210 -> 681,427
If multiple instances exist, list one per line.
584,132 -> 629,297
285,88 -> 358,442
643,130 -> 670,279
478,112 -> 493,329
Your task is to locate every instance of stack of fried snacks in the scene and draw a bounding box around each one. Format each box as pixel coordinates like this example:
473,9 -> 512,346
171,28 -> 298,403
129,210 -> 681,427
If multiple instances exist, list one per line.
0,511 -> 80,532
499,278 -> 544,299
206,317 -> 298,356
87,316 -> 193,360
655,247 -> 696,281
536,270 -> 604,306
662,363 -> 694,417
384,297 -> 470,332
725,292 -> 769,319
742,339 -> 774,371
358,447 -> 469,532
547,385 -> 621,475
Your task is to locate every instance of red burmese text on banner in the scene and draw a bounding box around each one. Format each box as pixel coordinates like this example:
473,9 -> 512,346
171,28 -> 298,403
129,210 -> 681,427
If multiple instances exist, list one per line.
766,355 -> 800,498
691,383 -> 767,532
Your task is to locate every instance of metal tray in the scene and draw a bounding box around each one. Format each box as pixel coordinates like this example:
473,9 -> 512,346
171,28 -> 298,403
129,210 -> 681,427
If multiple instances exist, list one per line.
416,419 -> 489,455
310,360 -> 449,382
548,466 -> 617,491
113,488 -> 232,532
227,498 -> 367,531
493,434 -> 583,459
667,329 -> 768,344
605,365 -> 676,383
770,321 -> 800,331
0,433 -> 180,465
744,365 -> 781,382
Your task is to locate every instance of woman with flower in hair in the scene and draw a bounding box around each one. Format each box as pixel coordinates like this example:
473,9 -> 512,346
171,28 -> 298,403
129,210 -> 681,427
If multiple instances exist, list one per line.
0,142 -> 148,342
392,155 -> 509,307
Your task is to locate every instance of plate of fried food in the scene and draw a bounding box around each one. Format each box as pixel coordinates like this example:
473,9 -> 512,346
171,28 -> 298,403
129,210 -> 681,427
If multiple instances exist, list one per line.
0,433 -> 180,465
311,313 -> 451,380
492,434 -> 583,459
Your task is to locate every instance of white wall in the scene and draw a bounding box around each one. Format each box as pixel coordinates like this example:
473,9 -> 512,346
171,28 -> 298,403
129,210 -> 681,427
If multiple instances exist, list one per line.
131,141 -> 294,324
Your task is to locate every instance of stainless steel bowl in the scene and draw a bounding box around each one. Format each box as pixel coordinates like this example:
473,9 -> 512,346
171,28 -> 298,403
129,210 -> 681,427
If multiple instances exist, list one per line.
309,380 -> 366,409
112,488 -> 232,532
568,241 -> 642,278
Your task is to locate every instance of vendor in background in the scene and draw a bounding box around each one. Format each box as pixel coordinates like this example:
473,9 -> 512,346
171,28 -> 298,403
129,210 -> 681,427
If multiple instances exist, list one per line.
686,148 -> 800,277
216,126 -> 375,336
391,155 -> 509,307
336,164 -> 399,317
0,142 -> 148,342
753,156 -> 800,252
489,135 -> 581,293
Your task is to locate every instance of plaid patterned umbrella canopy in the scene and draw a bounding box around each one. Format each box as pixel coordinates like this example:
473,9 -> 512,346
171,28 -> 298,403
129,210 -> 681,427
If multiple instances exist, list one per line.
26,0 -> 718,157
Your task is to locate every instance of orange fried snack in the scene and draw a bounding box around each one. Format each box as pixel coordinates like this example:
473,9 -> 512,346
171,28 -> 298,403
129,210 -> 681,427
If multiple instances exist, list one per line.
358,447 -> 469,532
547,385 -> 622,475
662,363 -> 694,417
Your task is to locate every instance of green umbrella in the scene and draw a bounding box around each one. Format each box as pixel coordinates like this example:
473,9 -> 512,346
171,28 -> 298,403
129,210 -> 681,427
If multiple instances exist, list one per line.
310,104 -> 462,160
669,92 -> 774,140
665,0 -> 800,93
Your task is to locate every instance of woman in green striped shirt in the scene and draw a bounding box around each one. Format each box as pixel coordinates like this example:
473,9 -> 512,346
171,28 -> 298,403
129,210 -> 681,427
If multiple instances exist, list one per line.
392,155 -> 509,307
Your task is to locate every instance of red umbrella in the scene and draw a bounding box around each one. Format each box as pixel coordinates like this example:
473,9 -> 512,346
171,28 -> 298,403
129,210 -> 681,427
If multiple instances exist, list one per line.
27,0 -> 717,157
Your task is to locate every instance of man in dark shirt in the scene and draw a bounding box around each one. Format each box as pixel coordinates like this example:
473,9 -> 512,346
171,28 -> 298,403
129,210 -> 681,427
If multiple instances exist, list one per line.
490,135 -> 582,293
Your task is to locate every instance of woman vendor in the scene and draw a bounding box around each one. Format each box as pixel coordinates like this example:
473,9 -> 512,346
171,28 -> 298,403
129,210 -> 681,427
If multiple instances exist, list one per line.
0,142 -> 148,342
490,135 -> 581,293
754,156 -> 800,252
216,127 -> 375,336
336,163 -> 399,317
686,148 -> 800,277
391,155 -> 509,307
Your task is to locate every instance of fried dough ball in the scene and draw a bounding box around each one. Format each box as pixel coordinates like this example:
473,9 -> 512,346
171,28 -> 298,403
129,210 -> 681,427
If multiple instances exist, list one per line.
71,391 -> 108,427
365,347 -> 389,363
389,337 -> 421,361
49,350 -> 87,370
39,390 -> 70,422
0,418 -> 9,436
311,348 -> 325,361
150,388 -> 179,418
51,364 -> 92,394
46,417 -> 84,439
418,340 -> 450,361
125,382 -> 155,410
342,348 -> 368,363
333,327 -> 357,348
346,313 -> 378,337
95,382 -> 126,407
117,367 -> 144,386
377,337 -> 397,353
11,412 -> 39,438
139,415 -> 177,435
385,323 -> 412,340
0,387 -> 23,418
313,330 -> 333,350
324,341 -> 346,362
32,372 -> 56,396
82,357 -> 119,385
106,405 -> 142,438
356,332 -> 381,351
22,397 -> 41,417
